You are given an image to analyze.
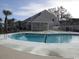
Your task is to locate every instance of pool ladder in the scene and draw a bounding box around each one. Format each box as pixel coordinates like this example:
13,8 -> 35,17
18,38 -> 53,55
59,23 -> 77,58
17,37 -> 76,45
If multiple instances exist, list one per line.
44,34 -> 47,43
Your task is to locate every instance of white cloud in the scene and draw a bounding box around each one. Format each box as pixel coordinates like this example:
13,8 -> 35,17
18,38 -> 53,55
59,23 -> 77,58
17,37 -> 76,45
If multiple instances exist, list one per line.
14,0 -> 58,17
59,0 -> 79,18
14,0 -> 79,18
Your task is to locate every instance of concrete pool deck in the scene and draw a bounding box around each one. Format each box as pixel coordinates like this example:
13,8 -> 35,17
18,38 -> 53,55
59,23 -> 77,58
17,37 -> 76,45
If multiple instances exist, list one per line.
0,45 -> 72,59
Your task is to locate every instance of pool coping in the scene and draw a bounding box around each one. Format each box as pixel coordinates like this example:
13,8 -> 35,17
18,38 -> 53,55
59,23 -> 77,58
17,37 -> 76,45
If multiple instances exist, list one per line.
3,31 -> 79,35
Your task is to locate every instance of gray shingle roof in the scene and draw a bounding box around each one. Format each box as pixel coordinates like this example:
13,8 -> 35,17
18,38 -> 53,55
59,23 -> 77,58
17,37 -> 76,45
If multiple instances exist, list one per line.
24,10 -> 58,23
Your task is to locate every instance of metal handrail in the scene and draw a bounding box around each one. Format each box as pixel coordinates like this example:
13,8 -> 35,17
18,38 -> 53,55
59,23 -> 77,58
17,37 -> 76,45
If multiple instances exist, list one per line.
44,34 -> 47,43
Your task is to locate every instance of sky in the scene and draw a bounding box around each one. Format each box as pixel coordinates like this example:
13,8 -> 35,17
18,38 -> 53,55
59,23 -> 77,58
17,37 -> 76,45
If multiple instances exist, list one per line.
0,0 -> 79,21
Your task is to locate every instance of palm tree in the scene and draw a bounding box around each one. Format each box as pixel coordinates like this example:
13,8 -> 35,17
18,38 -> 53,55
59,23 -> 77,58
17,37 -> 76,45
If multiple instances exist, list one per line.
0,18 -> 3,33
3,10 -> 12,33
0,18 -> 2,21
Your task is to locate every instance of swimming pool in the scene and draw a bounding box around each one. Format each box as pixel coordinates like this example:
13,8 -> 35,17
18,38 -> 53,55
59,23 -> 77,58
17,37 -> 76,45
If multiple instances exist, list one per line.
1,32 -> 79,59
10,33 -> 79,43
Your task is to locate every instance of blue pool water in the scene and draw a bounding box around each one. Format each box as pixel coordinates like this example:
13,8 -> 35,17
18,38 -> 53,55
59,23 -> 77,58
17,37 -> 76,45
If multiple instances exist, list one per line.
10,33 -> 79,43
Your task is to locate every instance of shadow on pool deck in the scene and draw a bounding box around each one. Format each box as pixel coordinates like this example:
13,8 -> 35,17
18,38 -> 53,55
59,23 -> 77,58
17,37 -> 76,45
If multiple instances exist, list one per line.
0,45 -> 72,59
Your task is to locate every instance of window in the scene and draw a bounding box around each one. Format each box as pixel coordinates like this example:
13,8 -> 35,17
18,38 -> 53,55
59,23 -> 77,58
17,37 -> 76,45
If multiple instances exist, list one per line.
52,19 -> 54,21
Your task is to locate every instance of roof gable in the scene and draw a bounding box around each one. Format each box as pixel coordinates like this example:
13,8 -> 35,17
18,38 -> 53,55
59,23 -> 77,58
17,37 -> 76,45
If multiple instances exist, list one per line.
24,10 -> 58,22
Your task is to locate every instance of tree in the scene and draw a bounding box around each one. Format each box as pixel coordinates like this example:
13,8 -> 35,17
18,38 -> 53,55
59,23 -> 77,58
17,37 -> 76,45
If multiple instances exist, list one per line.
6,18 -> 15,32
3,10 -> 12,33
58,6 -> 71,20
16,21 -> 22,31
0,18 -> 2,31
0,18 -> 2,21
48,6 -> 72,20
